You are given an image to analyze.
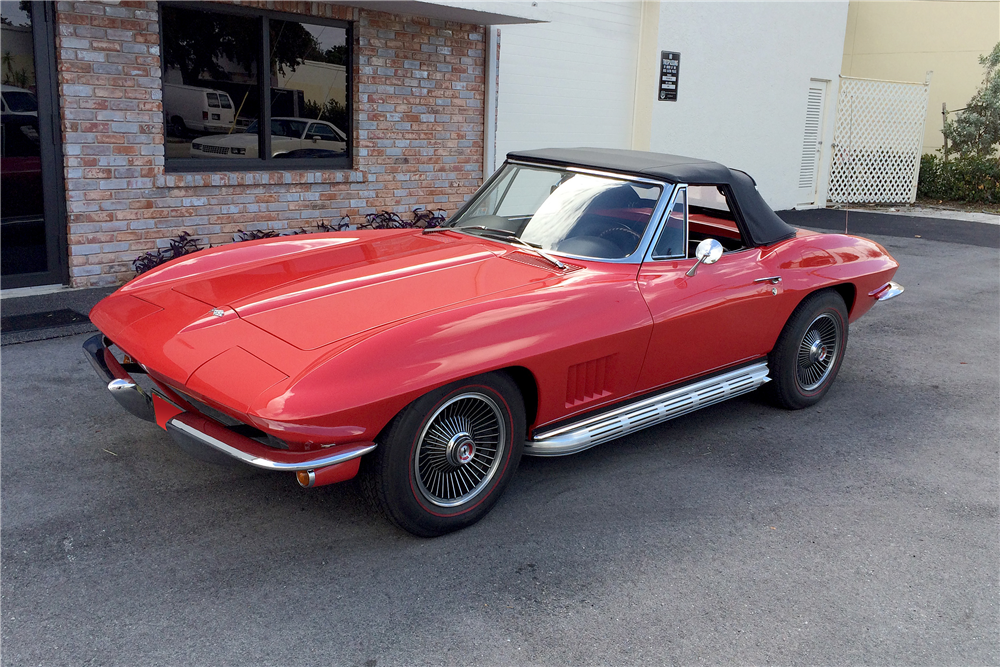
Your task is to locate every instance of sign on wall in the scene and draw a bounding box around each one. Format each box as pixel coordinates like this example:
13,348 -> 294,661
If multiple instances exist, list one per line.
658,52 -> 680,101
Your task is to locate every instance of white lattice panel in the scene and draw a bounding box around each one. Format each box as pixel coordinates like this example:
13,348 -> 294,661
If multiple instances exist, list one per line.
829,76 -> 930,204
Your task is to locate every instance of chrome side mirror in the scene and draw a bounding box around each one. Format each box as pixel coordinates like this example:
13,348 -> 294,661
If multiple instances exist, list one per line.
685,238 -> 723,277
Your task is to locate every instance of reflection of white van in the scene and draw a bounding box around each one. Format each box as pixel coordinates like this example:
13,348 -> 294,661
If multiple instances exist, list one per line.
163,83 -> 235,135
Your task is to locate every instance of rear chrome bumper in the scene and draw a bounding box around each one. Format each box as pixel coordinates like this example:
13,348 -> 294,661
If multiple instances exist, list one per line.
82,333 -> 375,472
871,281 -> 904,301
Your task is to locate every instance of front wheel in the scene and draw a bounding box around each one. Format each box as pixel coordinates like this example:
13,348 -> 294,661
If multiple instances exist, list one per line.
360,372 -> 525,536
768,290 -> 848,410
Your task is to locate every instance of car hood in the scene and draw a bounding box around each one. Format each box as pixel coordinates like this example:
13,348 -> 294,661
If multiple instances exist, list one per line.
195,133 -> 259,147
96,231 -> 560,378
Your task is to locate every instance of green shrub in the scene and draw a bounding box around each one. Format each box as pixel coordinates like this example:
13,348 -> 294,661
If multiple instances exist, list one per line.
917,153 -> 1000,204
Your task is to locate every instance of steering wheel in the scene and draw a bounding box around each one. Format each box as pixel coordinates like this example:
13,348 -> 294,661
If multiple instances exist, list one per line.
598,225 -> 642,254
553,235 -> 626,259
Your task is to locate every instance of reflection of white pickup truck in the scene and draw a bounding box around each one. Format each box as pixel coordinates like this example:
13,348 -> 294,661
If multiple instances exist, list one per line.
163,84 -> 236,135
190,117 -> 347,158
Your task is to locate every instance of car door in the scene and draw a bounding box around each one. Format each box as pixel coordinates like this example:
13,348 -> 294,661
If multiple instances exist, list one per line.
269,118 -> 301,155
305,122 -> 346,152
634,185 -> 783,393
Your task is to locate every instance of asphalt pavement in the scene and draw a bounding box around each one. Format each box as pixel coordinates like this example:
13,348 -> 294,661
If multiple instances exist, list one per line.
777,207 -> 1000,248
1,221 -> 998,665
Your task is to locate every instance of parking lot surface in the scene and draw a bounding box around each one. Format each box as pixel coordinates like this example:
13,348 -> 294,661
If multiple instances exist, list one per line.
2,231 -> 997,666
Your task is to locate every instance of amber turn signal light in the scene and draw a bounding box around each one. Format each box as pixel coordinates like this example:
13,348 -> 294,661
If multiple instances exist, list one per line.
295,458 -> 362,488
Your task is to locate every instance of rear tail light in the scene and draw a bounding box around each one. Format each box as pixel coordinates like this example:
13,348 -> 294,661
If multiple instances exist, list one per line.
202,111 -> 208,120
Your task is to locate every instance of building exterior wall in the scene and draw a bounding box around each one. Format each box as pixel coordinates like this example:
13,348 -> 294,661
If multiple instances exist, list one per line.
55,0 -> 486,288
629,0 -> 661,152
491,2 -> 848,211
841,0 -> 1000,153
646,2 -> 849,211
491,1 -> 643,173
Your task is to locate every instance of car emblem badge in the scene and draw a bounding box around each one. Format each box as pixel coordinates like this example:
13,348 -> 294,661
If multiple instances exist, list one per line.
212,308 -> 225,318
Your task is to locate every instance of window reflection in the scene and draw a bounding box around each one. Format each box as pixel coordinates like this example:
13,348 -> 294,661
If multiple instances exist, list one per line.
269,19 -> 348,159
1,0 -> 47,275
162,6 -> 259,160
162,7 -> 349,163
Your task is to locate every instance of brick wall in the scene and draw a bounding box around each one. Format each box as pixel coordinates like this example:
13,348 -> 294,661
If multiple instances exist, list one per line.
56,1 -> 486,287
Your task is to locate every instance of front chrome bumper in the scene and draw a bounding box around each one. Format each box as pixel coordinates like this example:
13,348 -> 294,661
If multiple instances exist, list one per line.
82,334 -> 375,472
83,333 -> 156,422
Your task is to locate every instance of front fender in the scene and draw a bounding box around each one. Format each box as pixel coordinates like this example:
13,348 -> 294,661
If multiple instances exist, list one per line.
249,265 -> 653,442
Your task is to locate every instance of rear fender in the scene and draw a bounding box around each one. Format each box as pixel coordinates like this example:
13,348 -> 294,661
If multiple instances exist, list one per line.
767,233 -> 898,325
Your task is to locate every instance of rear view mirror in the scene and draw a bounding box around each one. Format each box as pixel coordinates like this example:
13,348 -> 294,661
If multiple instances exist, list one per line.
686,238 -> 724,277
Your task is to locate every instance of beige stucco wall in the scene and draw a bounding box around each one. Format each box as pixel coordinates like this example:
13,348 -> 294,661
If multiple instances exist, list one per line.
842,0 -> 1000,152
277,60 -> 348,107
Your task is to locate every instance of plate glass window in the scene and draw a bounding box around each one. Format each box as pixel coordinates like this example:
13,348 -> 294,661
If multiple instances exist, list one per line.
269,18 -> 348,161
1,0 -> 42,276
161,6 -> 259,161
161,5 -> 350,169
2,0 -> 66,287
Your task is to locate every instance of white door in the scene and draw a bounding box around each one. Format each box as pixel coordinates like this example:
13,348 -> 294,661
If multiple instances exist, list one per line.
797,80 -> 827,205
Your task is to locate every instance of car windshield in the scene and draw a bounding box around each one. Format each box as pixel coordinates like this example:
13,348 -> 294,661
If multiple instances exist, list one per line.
3,90 -> 37,113
447,163 -> 665,260
243,119 -> 308,138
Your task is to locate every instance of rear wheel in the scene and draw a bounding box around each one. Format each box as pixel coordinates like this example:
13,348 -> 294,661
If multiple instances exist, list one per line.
360,372 -> 525,537
768,290 -> 848,409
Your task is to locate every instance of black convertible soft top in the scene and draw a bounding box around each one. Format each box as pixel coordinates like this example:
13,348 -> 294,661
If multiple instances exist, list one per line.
506,147 -> 797,247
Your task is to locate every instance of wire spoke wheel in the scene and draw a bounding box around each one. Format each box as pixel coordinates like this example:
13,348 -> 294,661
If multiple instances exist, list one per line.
795,313 -> 842,391
414,392 -> 507,508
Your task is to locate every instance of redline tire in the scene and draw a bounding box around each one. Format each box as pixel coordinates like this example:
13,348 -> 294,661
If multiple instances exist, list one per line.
768,290 -> 849,410
360,372 -> 525,537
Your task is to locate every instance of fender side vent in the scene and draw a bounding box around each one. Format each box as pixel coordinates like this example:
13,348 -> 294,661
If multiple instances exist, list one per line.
566,355 -> 617,408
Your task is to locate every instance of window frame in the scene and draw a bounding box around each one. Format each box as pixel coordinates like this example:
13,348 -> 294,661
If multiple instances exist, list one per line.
646,182 -> 758,261
649,185 -> 687,261
160,1 -> 352,173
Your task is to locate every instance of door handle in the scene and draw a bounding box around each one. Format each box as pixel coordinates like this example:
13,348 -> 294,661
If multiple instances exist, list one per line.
753,276 -> 782,284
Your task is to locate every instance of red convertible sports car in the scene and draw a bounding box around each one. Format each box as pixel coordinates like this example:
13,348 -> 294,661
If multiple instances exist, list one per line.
84,148 -> 903,536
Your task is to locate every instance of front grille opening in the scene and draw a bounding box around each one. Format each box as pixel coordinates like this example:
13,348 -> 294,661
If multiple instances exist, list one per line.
106,339 -> 290,451
171,389 -> 289,450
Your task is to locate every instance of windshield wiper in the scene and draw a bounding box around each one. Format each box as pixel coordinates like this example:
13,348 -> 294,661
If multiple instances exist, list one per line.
424,225 -> 566,270
482,232 -> 567,270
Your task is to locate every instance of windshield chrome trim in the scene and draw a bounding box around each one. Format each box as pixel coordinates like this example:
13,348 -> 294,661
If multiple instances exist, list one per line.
506,159 -> 669,188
